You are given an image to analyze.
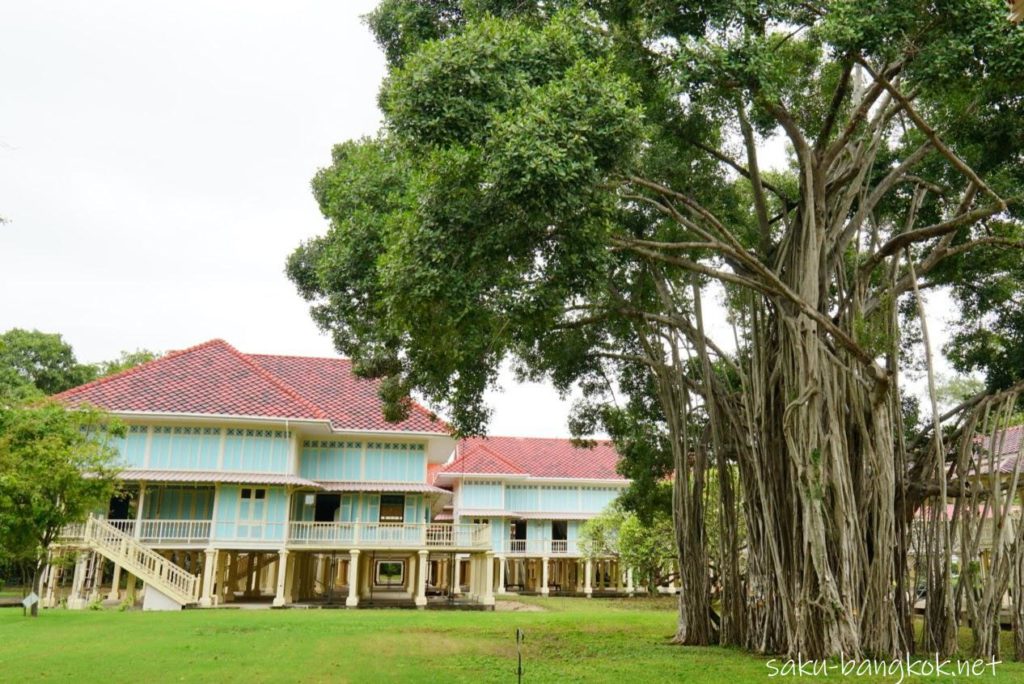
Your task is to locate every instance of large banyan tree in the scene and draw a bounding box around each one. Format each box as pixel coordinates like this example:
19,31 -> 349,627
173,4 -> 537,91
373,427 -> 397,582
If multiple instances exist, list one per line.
288,0 -> 1024,660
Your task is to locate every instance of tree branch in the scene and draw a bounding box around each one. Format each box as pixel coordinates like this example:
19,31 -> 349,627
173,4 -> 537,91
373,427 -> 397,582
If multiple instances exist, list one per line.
855,57 -> 1006,208
859,199 -> 1016,278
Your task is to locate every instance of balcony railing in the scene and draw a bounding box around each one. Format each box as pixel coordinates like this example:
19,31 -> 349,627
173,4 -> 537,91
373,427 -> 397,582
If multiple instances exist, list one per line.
61,519 -> 214,545
504,539 -> 579,555
61,519 -> 490,550
288,522 -> 490,549
140,520 -> 211,544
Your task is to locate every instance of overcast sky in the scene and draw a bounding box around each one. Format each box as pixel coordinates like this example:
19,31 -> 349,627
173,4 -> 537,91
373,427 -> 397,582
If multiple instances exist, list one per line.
0,1 -> 959,435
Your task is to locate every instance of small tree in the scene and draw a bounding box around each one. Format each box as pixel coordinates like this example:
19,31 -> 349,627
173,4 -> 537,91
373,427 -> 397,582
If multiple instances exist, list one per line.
580,503 -> 675,593
578,505 -> 623,558
0,394 -> 122,616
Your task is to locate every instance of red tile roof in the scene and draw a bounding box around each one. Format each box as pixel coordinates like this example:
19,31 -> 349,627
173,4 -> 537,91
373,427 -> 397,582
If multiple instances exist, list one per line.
439,436 -> 624,481
977,424 -> 1024,475
440,443 -> 526,476
249,354 -> 444,433
54,339 -> 448,434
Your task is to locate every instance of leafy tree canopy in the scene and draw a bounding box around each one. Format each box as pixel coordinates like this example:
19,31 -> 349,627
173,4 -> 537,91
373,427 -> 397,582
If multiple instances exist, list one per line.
96,349 -> 161,378
0,329 -> 96,397
292,1 -> 1024,436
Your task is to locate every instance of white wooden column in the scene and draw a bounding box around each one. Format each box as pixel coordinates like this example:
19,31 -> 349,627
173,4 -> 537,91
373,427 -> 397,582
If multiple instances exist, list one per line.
200,548 -> 218,607
87,554 -> 102,602
44,561 -> 58,608
540,557 -> 550,595
68,552 -> 87,609
124,572 -> 137,604
415,550 -> 429,608
283,551 -> 296,604
482,553 -> 495,606
346,550 -> 360,607
107,563 -> 122,601
584,559 -> 593,597
497,556 -> 506,594
314,554 -> 326,596
626,567 -> 634,595
452,554 -> 462,596
134,485 -> 146,539
273,549 -> 290,607
225,552 -> 238,602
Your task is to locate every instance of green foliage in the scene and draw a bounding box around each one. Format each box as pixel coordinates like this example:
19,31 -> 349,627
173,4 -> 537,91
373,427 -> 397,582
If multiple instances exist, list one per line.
579,502 -> 675,592
293,1 -> 1024,438
0,329 -> 96,396
941,220 -> 1024,393
291,8 -> 645,431
933,373 -> 984,412
0,397 -> 123,571
95,349 -> 160,378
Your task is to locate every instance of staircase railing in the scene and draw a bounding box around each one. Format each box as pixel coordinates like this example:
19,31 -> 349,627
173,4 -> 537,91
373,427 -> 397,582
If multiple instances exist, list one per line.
83,515 -> 199,605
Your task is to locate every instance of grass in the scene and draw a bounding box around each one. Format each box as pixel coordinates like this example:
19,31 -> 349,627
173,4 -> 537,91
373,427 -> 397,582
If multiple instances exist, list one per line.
1,596 -> 1022,682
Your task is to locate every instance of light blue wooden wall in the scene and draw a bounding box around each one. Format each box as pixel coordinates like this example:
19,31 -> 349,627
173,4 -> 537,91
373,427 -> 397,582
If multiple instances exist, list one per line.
213,485 -> 240,539
340,494 -> 355,522
107,425 -> 291,472
490,517 -> 505,549
580,488 -> 618,512
212,485 -> 287,541
109,425 -> 148,467
505,486 -> 620,513
143,486 -> 214,519
360,494 -> 380,522
299,441 -> 361,480
223,429 -> 289,472
299,441 -> 426,482
265,488 -> 287,541
506,486 -> 539,511
365,443 -> 425,481
150,427 -> 221,469
461,481 -> 503,508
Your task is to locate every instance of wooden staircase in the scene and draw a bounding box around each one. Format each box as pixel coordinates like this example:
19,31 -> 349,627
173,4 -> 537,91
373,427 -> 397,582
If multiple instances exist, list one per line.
83,514 -> 199,606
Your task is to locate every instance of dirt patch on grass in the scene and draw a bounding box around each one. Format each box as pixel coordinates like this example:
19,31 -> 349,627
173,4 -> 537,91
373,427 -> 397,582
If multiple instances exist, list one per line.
495,600 -> 546,612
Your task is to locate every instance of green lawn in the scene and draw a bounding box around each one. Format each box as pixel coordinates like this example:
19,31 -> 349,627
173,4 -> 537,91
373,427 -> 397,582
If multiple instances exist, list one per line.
1,596 -> 1022,682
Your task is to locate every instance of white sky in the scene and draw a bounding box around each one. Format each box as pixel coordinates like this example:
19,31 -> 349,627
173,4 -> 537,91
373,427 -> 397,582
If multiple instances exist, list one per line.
0,1 -> 959,436
0,0 -> 577,437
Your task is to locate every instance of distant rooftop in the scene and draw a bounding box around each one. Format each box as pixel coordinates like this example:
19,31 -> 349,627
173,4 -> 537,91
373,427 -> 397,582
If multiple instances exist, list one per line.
438,435 -> 624,481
